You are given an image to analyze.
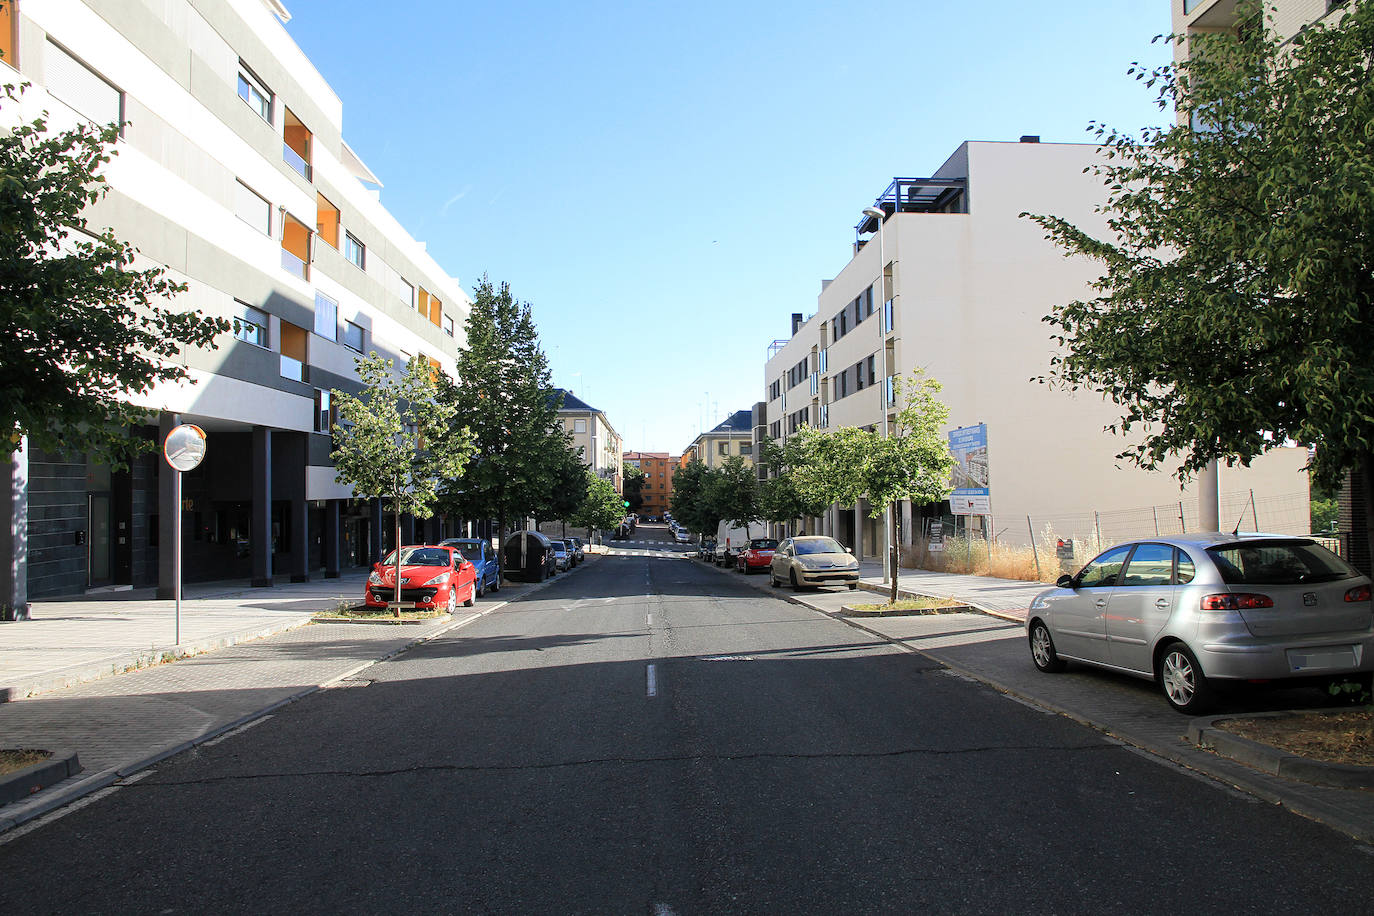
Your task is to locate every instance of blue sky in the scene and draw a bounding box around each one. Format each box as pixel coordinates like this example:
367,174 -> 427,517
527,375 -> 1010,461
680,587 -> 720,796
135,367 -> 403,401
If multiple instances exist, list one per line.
286,1 -> 1175,454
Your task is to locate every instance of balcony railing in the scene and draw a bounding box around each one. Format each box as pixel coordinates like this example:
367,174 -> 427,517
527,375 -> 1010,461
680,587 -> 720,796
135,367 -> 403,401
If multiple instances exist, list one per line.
281,248 -> 308,280
280,354 -> 304,382
283,143 -> 312,181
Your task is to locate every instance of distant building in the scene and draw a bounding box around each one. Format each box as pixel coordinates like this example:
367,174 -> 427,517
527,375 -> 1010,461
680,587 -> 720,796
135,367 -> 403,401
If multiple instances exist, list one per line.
552,390 -> 623,493
684,411 -> 755,469
624,451 -> 678,518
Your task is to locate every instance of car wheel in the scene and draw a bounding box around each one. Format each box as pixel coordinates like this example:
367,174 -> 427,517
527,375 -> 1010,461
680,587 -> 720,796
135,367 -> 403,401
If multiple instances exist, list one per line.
790,570 -> 802,592
1029,620 -> 1066,673
446,588 -> 456,615
476,580 -> 485,598
770,570 -> 779,587
491,575 -> 500,593
463,583 -> 475,608
1159,641 -> 1211,714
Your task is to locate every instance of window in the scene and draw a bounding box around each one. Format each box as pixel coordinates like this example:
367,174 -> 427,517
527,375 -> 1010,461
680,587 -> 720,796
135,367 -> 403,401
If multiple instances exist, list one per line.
418,287 -> 443,327
280,213 -> 311,280
235,304 -> 268,348
769,379 -> 781,401
343,320 -> 364,353
574,419 -> 587,434
314,389 -> 334,433
237,64 -> 272,123
344,232 -> 365,270
882,300 -> 894,334
283,106 -> 312,181
314,291 -> 337,341
866,354 -> 877,387
46,40 -> 122,131
443,314 -> 454,338
1121,544 -> 1176,588
1077,545 -> 1132,589
818,348 -> 827,373
739,443 -> 752,456
718,442 -> 729,456
316,193 -> 339,249
235,181 -> 271,235
1,0 -> 16,68
279,321 -> 307,381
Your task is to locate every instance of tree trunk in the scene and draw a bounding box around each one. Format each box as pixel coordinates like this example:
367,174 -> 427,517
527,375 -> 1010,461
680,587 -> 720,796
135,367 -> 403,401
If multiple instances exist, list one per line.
889,502 -> 899,605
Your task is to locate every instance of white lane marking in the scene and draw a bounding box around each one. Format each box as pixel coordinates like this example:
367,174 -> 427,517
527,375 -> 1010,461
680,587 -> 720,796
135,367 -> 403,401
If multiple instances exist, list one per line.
646,663 -> 658,697
653,905 -> 678,916
701,655 -> 753,662
201,715 -> 274,746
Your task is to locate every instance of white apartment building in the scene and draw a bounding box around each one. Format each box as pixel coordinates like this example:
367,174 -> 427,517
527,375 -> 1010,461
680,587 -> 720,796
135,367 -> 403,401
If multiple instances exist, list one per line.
1,0 -> 472,603
762,139 -> 1310,560
1173,0 -> 1349,51
554,390 -> 623,493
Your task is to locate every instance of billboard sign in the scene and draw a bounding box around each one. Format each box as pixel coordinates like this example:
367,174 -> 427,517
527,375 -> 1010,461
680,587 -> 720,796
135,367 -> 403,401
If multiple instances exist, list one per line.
948,423 -> 990,515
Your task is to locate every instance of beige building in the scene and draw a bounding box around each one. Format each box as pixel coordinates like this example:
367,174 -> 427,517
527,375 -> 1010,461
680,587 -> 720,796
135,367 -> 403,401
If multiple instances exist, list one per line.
684,411 -> 755,470
554,390 -> 623,493
1173,0 -> 1348,53
761,139 -> 1309,559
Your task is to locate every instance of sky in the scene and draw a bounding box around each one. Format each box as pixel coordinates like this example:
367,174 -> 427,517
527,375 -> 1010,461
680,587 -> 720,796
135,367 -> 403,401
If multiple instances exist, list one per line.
284,0 -> 1176,455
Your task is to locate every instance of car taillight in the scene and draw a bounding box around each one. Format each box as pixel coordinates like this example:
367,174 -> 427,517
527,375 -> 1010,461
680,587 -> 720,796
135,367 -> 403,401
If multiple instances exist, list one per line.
1345,585 -> 1371,603
1200,593 -> 1275,610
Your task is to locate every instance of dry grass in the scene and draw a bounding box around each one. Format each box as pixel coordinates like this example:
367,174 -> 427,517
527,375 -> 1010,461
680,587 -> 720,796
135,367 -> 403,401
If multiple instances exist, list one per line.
0,749 -> 52,776
899,524 -> 1115,583
849,596 -> 965,612
1217,710 -> 1374,767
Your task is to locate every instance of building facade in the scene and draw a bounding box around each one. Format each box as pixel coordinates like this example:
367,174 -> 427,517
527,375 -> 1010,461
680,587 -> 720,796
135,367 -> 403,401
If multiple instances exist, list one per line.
683,410 -> 755,470
2,0 -> 472,605
554,390 -> 623,493
624,451 -> 678,518
761,139 -> 1309,559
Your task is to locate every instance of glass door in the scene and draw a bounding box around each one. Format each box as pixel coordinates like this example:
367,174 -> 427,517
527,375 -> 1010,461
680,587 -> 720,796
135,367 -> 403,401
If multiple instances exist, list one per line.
88,493 -> 112,587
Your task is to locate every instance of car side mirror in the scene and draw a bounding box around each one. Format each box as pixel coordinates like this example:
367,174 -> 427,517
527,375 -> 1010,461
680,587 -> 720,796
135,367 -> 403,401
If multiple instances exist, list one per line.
1056,574 -> 1075,589
845,547 -> 854,554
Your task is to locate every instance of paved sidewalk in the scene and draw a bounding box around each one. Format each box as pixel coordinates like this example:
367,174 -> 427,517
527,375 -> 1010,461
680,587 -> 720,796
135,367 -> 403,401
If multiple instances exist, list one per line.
719,558 -> 1374,843
0,569 -> 565,833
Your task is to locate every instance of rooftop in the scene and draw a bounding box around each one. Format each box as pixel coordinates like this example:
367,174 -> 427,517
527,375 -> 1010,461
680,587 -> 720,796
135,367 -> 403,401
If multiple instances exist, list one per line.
707,410 -> 754,435
549,388 -> 600,413
855,176 -> 969,242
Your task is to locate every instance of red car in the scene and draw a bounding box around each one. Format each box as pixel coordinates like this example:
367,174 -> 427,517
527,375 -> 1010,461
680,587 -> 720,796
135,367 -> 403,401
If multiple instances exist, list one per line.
365,545 -> 477,613
736,538 -> 779,574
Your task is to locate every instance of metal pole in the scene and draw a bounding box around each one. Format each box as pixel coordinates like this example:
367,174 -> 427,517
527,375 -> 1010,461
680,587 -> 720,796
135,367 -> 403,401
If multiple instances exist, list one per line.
1028,515 -> 1042,580
1250,488 -> 1258,531
174,467 -> 181,645
1094,511 -> 1102,548
1153,505 -> 1160,536
1179,501 -> 1187,534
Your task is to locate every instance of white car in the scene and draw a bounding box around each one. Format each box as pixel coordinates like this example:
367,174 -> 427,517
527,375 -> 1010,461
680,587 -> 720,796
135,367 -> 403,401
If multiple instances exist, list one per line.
674,529 -> 692,543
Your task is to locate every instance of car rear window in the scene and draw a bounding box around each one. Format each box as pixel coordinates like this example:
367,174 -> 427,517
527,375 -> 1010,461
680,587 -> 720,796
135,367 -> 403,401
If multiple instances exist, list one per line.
749,539 -> 778,549
1207,540 -> 1358,585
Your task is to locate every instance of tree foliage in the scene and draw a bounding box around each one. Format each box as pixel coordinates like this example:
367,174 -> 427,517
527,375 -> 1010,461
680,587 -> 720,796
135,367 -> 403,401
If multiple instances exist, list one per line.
756,436 -> 831,531
437,277 -> 562,538
0,84 -> 229,465
670,457 -> 720,536
705,455 -> 760,535
535,438 -> 590,525
622,461 -> 646,511
570,469 -> 624,534
1022,1 -> 1374,494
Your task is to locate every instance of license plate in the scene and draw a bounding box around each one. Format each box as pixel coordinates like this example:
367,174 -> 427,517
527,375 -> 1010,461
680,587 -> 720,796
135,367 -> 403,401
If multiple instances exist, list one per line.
1286,645 -> 1357,672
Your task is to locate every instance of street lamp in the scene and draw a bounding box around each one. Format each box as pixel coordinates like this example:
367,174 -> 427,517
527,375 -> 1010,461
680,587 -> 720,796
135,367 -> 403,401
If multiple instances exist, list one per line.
862,206 -> 897,588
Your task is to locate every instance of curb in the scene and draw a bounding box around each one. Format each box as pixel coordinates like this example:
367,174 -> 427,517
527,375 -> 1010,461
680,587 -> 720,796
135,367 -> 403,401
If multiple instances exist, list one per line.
0,613 -> 318,704
309,613 -> 453,626
857,578 -> 1027,623
840,604 -> 974,618
1189,712 -> 1374,789
0,751 -> 81,807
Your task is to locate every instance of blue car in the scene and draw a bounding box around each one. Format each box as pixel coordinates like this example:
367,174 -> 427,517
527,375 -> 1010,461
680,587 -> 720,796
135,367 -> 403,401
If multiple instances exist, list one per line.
440,538 -> 501,597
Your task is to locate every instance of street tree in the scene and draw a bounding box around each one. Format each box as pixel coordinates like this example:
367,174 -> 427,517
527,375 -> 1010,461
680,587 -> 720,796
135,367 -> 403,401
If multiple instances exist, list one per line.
1023,1 -> 1374,559
866,371 -> 956,603
537,440 -> 590,537
789,424 -> 871,517
570,469 -> 624,540
757,437 -> 831,536
670,457 -> 721,538
331,353 -> 474,614
705,455 -> 760,537
0,84 -> 229,466
622,461 -> 646,512
437,277 -> 562,544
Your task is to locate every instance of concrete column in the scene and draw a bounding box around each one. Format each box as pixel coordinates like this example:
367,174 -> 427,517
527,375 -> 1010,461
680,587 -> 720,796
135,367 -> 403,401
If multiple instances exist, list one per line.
251,425 -> 273,587
0,439 -> 30,619
323,499 -> 341,578
1199,459 -> 1221,531
289,497 -> 308,582
902,500 -> 914,546
157,412 -> 180,598
853,501 -> 865,559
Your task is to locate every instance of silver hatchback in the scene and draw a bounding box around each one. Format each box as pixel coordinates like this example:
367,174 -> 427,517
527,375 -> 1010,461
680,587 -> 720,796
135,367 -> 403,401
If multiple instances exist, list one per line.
1026,534 -> 1374,713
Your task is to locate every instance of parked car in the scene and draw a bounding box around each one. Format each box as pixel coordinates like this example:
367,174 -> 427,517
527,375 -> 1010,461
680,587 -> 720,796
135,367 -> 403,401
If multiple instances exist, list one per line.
713,522 -> 752,567
769,536 -> 860,591
1026,534 -> 1374,714
439,538 -> 501,597
365,545 -> 476,614
550,540 -> 571,572
567,537 -> 586,564
736,538 -> 779,574
697,539 -> 716,561
502,530 -> 557,581
674,529 -> 692,544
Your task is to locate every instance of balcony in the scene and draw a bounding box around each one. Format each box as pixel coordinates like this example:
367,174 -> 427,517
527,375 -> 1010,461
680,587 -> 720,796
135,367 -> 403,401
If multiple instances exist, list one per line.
280,354 -> 304,381
855,176 -> 969,241
283,106 -> 313,182
283,143 -> 311,181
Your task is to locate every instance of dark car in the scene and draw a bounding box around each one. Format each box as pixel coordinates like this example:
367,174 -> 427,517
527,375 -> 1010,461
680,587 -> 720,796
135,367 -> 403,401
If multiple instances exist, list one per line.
567,537 -> 586,564
501,530 -> 558,582
439,538 -> 501,597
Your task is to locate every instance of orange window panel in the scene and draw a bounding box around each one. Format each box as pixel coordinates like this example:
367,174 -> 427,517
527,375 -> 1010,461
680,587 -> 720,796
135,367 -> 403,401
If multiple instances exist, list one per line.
0,0 -> 15,66
315,192 -> 339,248
417,287 -> 429,315
280,321 -> 308,361
429,295 -> 442,327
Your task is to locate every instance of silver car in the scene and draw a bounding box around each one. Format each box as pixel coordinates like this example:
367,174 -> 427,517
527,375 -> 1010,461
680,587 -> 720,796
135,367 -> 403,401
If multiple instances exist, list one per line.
769,536 -> 860,591
1026,534 -> 1374,713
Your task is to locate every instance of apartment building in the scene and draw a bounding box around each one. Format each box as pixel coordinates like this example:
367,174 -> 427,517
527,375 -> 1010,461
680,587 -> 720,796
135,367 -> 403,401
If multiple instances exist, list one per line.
624,451 -> 679,518
683,411 -> 755,469
1,0 -> 472,604
761,139 -> 1309,559
1173,0 -> 1349,52
554,390 -> 623,493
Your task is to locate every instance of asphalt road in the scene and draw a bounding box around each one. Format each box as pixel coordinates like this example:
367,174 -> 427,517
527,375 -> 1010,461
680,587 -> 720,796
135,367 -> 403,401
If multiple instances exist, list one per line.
3,537 -> 1373,914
